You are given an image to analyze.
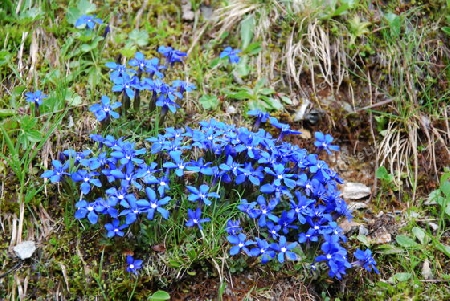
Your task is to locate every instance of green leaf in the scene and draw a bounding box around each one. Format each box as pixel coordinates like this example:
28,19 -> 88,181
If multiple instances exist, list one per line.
412,227 -> 427,245
262,96 -> 283,110
20,115 -> 37,131
245,42 -> 261,55
0,109 -> 16,118
280,96 -> 293,105
442,27 -> 450,35
227,90 -> 252,100
26,130 -> 43,143
374,244 -> 404,255
209,57 -> 221,68
240,15 -> 254,49
77,0 -> 97,15
396,235 -> 418,248
385,12 -> 401,38
433,241 -> 450,257
440,179 -> 450,198
198,95 -> 219,110
148,291 -> 170,301
427,189 -> 442,204
391,272 -> 412,282
235,56 -> 250,78
80,43 -> 93,53
128,29 -> 149,47
445,203 -> 450,216
356,234 -> 370,247
375,166 -> 389,180
258,88 -> 275,96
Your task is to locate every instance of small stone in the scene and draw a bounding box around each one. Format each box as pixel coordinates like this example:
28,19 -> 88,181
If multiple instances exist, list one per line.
339,219 -> 361,233
13,240 -> 37,260
226,105 -> 237,114
359,225 -> 369,236
342,182 -> 371,200
421,259 -> 433,280
428,222 -> 438,232
348,202 -> 369,211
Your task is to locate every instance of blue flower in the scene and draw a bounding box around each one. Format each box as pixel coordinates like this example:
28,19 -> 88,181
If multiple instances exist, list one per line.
144,187 -> 171,220
227,233 -> 254,255
314,132 -> 339,154
187,184 -> 219,206
75,15 -> 103,29
248,238 -> 275,264
75,199 -> 100,224
25,90 -> 46,106
71,169 -> 102,195
120,194 -> 148,225
271,236 -> 298,263
110,141 -> 146,165
128,52 -> 148,71
41,160 -> 69,183
226,219 -> 242,235
89,96 -> 121,122
185,208 -> 210,230
105,219 -> 128,238
172,80 -> 196,94
269,117 -> 301,141
220,47 -> 241,64
126,255 -> 143,275
264,163 -> 296,188
112,73 -> 140,98
163,150 -> 188,177
158,46 -> 187,66
353,248 -> 379,274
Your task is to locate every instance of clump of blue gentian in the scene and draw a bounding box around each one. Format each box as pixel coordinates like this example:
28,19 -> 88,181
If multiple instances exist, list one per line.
42,109 -> 378,279
40,24 -> 378,279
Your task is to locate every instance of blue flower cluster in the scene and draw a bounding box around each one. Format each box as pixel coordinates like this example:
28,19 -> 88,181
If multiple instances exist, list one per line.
93,48 -> 195,120
41,108 -> 378,279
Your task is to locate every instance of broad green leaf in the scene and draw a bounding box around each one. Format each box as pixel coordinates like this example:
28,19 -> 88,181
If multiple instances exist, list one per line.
262,96 -> 283,110
198,95 -> 219,110
245,42 -> 262,55
77,0 -> 97,15
0,109 -> 16,118
128,29 -> 149,47
442,27 -> 450,35
391,272 -> 412,282
280,96 -> 293,105
433,241 -> 450,257
440,179 -> 450,198
412,227 -> 427,245
427,189 -> 442,204
385,12 -> 401,38
259,88 -> 275,96
374,244 -> 404,255
209,57 -> 221,68
375,166 -> 389,179
240,15 -> 254,49
26,130 -> 42,143
148,291 -> 170,301
80,43 -> 93,53
227,90 -> 252,100
442,171 -> 450,183
445,204 -> 450,216
235,56 -> 250,78
356,234 -> 370,247
20,115 -> 37,131
396,235 -> 418,248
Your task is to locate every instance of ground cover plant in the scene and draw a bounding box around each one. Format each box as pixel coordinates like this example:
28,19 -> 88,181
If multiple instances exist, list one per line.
1,0 -> 450,300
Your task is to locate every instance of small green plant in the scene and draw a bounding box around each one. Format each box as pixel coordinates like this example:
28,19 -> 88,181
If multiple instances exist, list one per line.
375,165 -> 398,192
223,77 -> 291,111
427,168 -> 450,234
